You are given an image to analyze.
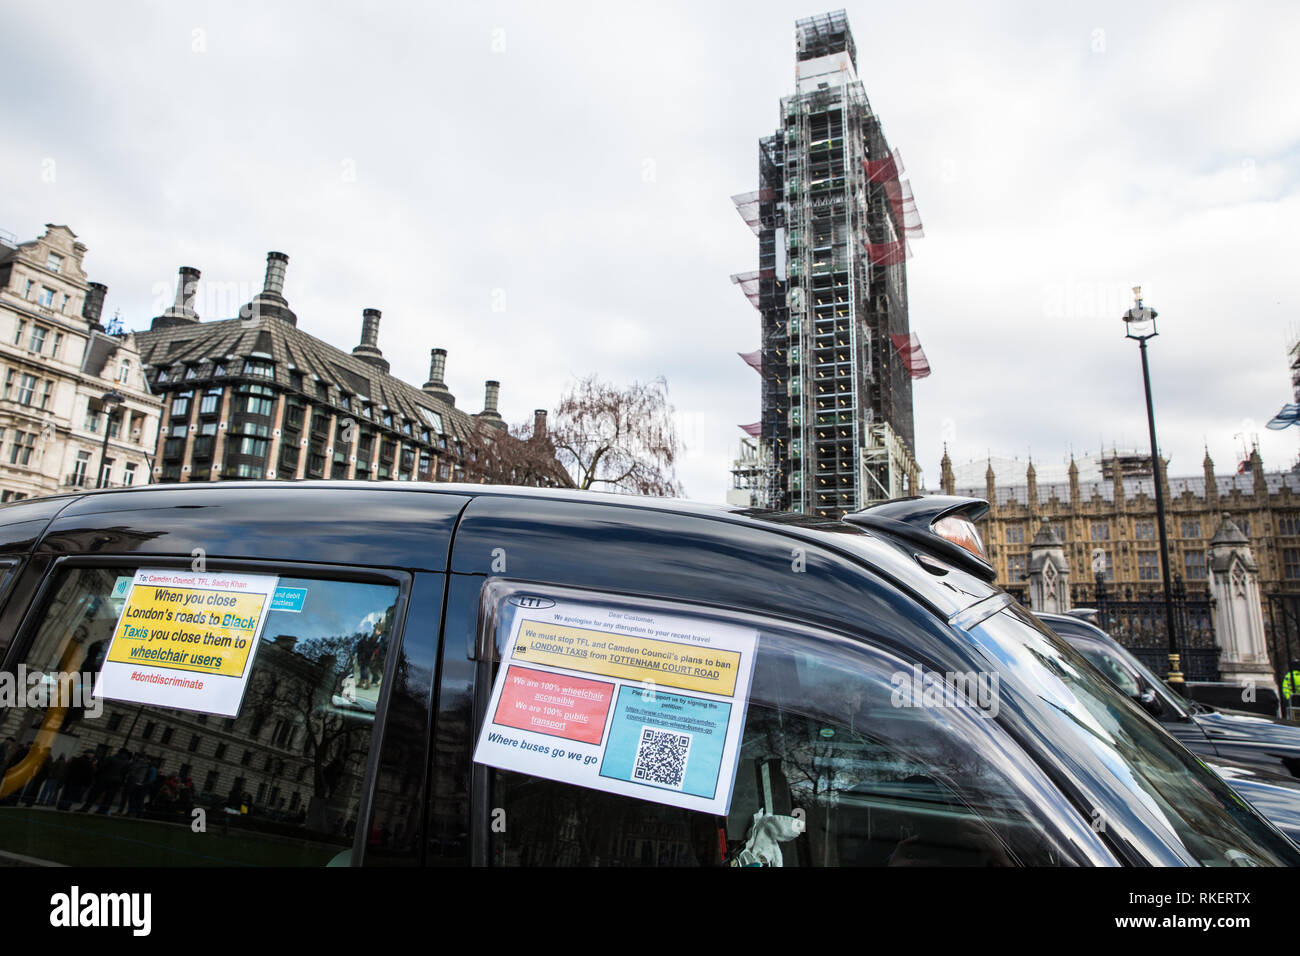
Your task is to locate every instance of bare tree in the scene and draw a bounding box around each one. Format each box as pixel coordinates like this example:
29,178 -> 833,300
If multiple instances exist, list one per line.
551,375 -> 683,496
463,416 -> 573,488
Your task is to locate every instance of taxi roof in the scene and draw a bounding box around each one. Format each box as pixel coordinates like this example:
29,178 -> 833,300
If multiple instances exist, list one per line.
0,481 -> 998,621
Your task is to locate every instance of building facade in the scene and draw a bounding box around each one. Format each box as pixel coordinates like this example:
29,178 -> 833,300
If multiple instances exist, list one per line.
0,225 -> 160,501
940,447 -> 1300,603
134,252 -> 567,488
730,11 -> 928,517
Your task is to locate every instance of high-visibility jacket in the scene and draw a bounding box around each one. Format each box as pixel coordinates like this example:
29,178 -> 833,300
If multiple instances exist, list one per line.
1283,671 -> 1300,700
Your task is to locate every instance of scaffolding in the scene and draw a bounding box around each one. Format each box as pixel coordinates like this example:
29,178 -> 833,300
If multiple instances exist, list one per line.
860,421 -> 920,505
729,11 -> 928,518
727,435 -> 776,508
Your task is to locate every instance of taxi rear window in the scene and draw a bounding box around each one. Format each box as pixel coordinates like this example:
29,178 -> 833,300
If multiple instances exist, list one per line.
0,564 -> 399,866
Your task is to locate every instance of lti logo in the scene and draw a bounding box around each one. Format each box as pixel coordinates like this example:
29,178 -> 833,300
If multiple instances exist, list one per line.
49,886 -> 151,936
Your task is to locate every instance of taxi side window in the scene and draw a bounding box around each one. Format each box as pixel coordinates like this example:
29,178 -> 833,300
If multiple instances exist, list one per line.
0,557 -> 22,657
1074,643 -> 1142,699
483,609 -> 1076,867
0,565 -> 399,866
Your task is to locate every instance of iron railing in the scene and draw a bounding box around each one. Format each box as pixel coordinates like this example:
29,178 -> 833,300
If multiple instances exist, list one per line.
1071,573 -> 1220,681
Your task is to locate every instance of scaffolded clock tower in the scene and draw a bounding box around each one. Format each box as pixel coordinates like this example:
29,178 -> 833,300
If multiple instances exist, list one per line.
731,11 -> 928,517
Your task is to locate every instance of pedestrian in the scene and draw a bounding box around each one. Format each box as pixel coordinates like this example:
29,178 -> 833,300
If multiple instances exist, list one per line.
39,754 -> 67,806
122,752 -> 151,815
59,751 -> 95,811
81,747 -> 130,814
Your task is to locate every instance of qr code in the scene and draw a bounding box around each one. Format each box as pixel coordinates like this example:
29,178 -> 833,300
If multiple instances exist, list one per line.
632,726 -> 692,790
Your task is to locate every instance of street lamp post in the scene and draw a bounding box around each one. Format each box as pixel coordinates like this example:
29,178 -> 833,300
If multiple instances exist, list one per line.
1123,287 -> 1183,685
96,389 -> 125,489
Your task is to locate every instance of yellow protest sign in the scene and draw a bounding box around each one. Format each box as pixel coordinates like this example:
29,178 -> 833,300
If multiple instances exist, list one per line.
513,620 -> 742,696
106,583 -> 267,678
97,569 -> 280,717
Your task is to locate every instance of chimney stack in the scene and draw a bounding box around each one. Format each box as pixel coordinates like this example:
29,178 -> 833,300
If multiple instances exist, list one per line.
177,267 -> 200,312
83,281 -> 108,329
476,380 -> 506,431
421,347 -> 456,407
150,266 -> 202,330
533,408 -> 548,438
262,251 -> 288,297
429,349 -> 447,386
360,309 -> 381,348
351,308 -> 389,373
239,251 -> 297,326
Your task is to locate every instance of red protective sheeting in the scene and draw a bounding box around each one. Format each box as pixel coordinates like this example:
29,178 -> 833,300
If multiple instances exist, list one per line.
729,269 -> 775,308
738,350 -> 762,372
883,179 -> 924,237
864,149 -> 924,243
731,189 -> 776,236
863,148 -> 905,183
890,332 -> 931,379
865,240 -> 911,266
739,422 -> 762,437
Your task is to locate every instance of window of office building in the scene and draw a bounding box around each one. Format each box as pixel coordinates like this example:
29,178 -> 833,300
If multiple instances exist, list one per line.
9,431 -> 35,466
170,394 -> 192,421
16,374 -> 36,406
239,385 -> 275,417
71,450 -> 90,487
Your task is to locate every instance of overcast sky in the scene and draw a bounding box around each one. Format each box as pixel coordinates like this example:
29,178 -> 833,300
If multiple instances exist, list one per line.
4,1 -> 1298,502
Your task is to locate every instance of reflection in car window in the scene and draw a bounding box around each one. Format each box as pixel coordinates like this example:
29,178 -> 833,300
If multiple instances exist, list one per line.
0,558 -> 22,659
1074,642 -> 1142,699
486,607 -> 1088,866
0,566 -> 399,866
970,604 -> 1300,867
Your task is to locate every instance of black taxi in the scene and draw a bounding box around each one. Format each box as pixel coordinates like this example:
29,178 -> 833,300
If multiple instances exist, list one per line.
0,482 -> 1294,867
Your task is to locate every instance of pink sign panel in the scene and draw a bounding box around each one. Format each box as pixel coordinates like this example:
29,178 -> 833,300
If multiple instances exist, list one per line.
492,665 -> 614,746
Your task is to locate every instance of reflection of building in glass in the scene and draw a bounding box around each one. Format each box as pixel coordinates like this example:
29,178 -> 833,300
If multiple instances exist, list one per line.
0,569 -> 399,865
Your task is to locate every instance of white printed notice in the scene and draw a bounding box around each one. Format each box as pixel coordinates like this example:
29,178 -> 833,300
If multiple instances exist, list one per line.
472,597 -> 759,815
96,569 -> 280,717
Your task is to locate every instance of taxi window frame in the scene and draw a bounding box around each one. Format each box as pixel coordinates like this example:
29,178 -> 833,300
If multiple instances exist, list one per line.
1,552 -> 413,868
465,577 -> 1117,867
0,556 -> 23,616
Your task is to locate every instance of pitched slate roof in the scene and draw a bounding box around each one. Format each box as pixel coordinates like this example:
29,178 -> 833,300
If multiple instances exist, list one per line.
135,316 -> 479,441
